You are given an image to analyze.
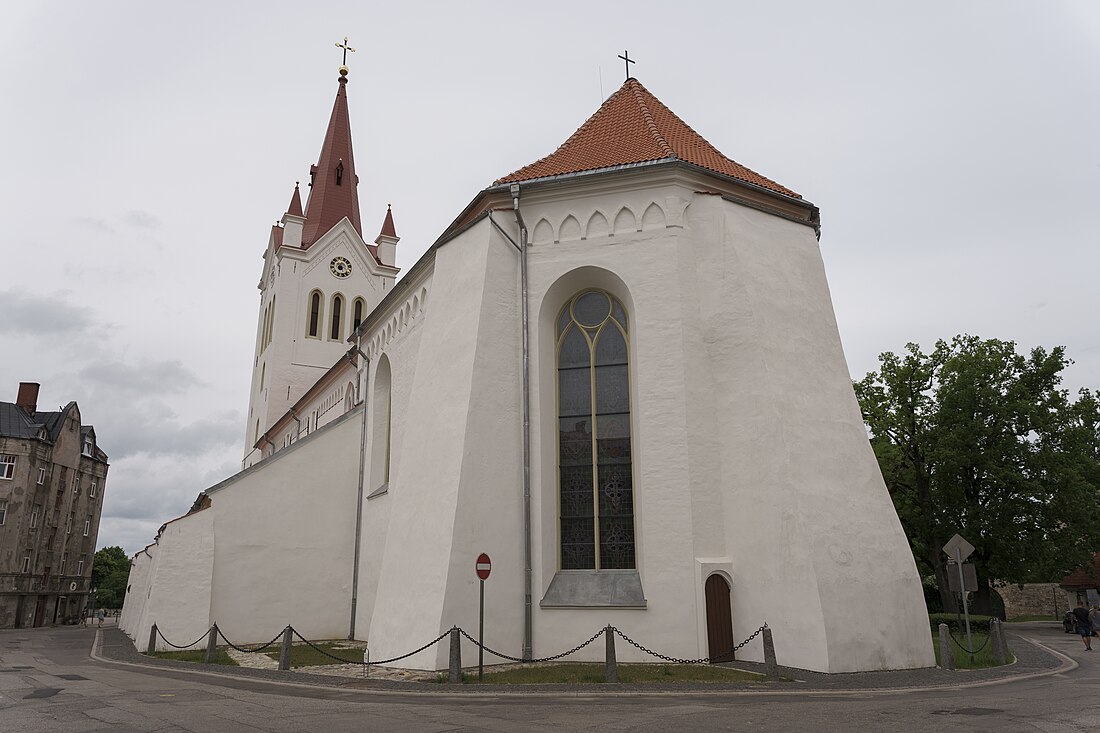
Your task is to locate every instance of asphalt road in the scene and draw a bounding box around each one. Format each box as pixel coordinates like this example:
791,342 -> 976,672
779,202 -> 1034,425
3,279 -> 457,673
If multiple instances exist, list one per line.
1,622 -> 1098,732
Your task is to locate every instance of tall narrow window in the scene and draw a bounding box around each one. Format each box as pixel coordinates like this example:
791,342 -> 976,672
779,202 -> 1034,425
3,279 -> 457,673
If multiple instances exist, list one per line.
556,290 -> 634,570
353,297 -> 365,331
78,555 -> 86,576
259,363 -> 266,391
267,295 -> 275,347
307,291 -> 323,337
0,499 -> 7,525
370,355 -> 392,491
83,514 -> 91,537
37,467 -> 45,484
0,454 -> 14,480
330,294 -> 343,340
30,504 -> 40,529
90,479 -> 98,498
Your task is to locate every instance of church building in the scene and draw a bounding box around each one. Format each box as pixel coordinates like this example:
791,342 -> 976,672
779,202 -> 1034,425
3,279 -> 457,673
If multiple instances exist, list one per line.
120,58 -> 934,673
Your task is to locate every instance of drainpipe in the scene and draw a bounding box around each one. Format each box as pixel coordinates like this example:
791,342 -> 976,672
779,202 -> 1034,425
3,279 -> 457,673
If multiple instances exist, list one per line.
511,183 -> 533,661
290,409 -> 301,442
349,336 -> 369,639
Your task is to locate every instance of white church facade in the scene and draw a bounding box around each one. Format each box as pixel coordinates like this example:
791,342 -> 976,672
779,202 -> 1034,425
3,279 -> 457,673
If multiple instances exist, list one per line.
120,63 -> 935,673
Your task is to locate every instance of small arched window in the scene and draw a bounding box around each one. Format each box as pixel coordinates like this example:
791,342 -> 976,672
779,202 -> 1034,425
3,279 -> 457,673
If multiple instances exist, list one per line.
330,295 -> 344,340
353,298 -> 366,331
267,295 -> 275,347
556,290 -> 634,570
307,291 -> 322,337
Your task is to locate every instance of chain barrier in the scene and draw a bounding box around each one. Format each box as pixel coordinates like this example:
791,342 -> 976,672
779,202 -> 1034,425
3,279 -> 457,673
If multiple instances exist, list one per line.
948,627 -> 992,655
457,626 -> 606,664
289,626 -> 453,666
217,627 -> 287,654
154,625 -> 212,650
613,624 -> 767,665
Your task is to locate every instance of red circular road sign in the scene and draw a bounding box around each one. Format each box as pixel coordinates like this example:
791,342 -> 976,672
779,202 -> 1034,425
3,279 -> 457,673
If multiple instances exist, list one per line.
475,553 -> 492,580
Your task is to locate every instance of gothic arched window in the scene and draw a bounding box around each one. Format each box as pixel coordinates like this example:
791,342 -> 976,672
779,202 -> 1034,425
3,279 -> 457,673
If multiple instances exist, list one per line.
330,294 -> 344,340
307,291 -> 323,338
352,297 -> 365,331
556,290 -> 634,570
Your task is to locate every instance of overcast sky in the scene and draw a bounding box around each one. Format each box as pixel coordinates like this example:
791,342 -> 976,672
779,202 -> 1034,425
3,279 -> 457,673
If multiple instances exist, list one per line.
2,2 -> 1097,557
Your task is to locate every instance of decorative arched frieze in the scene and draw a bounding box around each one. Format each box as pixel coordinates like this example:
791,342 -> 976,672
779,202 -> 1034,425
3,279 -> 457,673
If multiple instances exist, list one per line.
642,202 -> 665,230
585,211 -> 609,240
532,218 -> 554,245
613,206 -> 637,234
558,215 -> 581,242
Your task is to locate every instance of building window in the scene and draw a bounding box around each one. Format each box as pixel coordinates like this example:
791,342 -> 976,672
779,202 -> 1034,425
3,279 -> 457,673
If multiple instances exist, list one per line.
353,297 -> 365,331
67,512 -> 73,534
330,294 -> 343,340
22,555 -> 31,573
29,504 -> 40,529
83,515 -> 91,537
60,555 -> 67,576
0,454 -> 14,480
370,355 -> 392,491
83,437 -> 94,456
90,479 -> 98,498
73,474 -> 80,494
307,290 -> 323,337
556,290 -> 635,570
0,499 -> 7,525
259,362 -> 266,391
77,555 -> 86,576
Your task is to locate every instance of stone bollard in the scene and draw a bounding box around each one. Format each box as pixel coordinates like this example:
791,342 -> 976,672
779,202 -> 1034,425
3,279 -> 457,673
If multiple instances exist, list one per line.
938,623 -> 955,671
147,624 -> 158,655
605,626 -> 619,683
762,626 -> 779,680
448,627 -> 462,683
204,624 -> 218,664
278,626 -> 293,671
990,619 -> 1008,665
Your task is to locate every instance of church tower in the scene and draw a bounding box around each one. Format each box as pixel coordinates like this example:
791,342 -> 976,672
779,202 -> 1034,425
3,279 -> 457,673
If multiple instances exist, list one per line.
244,63 -> 399,466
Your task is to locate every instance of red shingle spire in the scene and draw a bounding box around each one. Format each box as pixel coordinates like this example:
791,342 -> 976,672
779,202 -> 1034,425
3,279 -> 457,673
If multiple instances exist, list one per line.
286,182 -> 304,217
495,78 -> 798,198
301,69 -> 363,247
376,204 -> 397,242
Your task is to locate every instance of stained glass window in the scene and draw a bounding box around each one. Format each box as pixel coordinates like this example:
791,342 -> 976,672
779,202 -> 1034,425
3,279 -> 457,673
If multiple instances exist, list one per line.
556,290 -> 635,569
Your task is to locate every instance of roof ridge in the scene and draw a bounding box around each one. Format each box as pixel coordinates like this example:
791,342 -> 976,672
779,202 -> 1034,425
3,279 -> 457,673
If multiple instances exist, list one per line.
628,79 -> 675,158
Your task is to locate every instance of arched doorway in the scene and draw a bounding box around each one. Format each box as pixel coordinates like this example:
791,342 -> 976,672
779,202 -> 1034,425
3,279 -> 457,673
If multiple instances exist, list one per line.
705,574 -> 734,662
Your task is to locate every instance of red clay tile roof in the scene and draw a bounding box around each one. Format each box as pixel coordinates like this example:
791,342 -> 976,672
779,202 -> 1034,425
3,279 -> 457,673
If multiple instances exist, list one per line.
495,78 -> 798,198
301,71 -> 363,247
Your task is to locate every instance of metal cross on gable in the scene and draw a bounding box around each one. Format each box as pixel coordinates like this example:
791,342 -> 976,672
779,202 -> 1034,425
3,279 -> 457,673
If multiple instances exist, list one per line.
617,50 -> 636,80
336,36 -> 356,66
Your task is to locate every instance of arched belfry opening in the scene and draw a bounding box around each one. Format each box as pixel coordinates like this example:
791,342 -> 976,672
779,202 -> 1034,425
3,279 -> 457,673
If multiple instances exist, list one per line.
705,574 -> 735,662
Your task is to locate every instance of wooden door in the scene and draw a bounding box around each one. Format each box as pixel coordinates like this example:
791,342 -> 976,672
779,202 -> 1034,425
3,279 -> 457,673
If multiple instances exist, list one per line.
705,575 -> 734,662
33,596 -> 47,627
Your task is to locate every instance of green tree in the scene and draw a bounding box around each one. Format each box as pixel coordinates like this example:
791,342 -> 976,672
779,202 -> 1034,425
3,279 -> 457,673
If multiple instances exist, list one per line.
855,336 -> 1100,614
90,546 -> 131,609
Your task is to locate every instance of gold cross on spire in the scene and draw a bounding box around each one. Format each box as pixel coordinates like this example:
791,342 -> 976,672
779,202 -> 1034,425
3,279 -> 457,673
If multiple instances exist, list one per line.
335,36 -> 356,68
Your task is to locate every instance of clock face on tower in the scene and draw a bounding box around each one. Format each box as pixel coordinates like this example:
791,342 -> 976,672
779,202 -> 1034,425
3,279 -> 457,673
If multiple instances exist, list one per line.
330,256 -> 352,278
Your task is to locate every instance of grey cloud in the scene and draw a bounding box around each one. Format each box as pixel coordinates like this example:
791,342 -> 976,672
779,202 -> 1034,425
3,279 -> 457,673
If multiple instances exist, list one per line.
98,407 -> 242,460
72,216 -> 116,234
77,359 -> 203,396
124,210 -> 162,229
0,290 -> 95,335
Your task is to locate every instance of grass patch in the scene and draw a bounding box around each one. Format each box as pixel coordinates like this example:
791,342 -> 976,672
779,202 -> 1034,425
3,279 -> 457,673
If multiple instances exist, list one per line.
931,630 -> 1013,669
151,648 -> 238,666
263,642 -> 364,668
1006,614 -> 1059,622
442,663 -> 767,684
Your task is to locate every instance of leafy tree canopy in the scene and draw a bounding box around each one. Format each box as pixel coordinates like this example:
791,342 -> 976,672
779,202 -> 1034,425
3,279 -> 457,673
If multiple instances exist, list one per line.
91,546 -> 131,609
855,336 -> 1100,614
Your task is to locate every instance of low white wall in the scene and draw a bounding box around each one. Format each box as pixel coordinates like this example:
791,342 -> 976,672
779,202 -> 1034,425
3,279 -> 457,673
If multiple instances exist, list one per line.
141,510 -> 215,652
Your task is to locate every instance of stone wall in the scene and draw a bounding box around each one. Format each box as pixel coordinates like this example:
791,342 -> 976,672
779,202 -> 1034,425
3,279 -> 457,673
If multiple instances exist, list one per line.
996,582 -> 1073,619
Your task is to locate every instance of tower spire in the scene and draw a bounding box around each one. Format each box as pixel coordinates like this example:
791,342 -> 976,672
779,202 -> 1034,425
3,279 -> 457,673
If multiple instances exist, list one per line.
301,65 -> 362,247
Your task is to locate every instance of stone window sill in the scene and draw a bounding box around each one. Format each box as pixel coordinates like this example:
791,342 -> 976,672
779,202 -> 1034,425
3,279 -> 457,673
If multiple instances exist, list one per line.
539,569 -> 647,608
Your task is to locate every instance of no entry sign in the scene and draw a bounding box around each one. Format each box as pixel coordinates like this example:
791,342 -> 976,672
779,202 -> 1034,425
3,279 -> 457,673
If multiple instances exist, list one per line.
476,553 -> 492,580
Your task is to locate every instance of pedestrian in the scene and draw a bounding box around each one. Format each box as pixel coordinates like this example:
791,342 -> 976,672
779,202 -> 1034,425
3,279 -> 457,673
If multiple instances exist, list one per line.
97,608 -> 105,628
1072,600 -> 1092,650
79,609 -> 87,627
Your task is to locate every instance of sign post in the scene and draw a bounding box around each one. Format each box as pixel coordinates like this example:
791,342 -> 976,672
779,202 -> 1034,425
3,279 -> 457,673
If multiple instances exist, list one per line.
475,553 -> 492,681
943,533 -> 976,661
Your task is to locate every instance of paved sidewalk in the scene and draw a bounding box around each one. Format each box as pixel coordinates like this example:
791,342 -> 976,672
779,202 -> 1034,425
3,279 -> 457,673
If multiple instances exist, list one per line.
96,622 -> 1072,695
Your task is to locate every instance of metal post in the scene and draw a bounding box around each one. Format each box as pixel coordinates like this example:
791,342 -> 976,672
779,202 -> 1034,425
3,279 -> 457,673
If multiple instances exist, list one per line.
448,627 -> 462,683
762,626 -> 779,680
956,548 -> 974,662
938,623 -> 955,670
146,623 -> 157,655
478,578 -> 485,681
604,626 -> 618,683
991,619 -> 1008,665
204,624 -> 218,664
278,626 -> 293,671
